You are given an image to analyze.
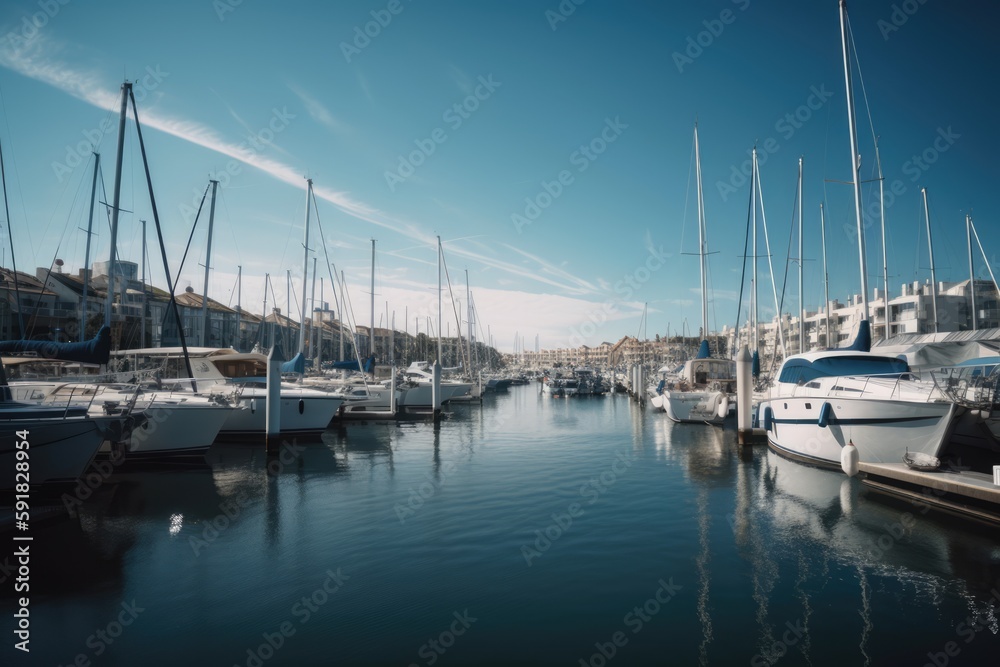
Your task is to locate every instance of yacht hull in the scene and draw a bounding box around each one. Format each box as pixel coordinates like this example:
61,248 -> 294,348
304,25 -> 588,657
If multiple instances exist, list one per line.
219,390 -> 342,437
760,397 -> 957,469
1,416 -> 105,490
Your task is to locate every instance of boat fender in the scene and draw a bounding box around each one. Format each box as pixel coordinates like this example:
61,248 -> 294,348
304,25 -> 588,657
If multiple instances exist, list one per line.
818,402 -> 832,428
250,398 -> 256,414
717,394 -> 730,420
762,406 -> 773,431
841,439 -> 859,477
299,398 -> 305,414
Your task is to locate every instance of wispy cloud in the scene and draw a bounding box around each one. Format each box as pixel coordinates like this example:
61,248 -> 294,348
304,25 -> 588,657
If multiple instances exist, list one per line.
0,37 -> 601,300
287,82 -> 350,133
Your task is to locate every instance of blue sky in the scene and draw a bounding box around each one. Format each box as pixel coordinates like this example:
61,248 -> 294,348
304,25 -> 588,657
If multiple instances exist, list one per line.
0,0 -> 997,351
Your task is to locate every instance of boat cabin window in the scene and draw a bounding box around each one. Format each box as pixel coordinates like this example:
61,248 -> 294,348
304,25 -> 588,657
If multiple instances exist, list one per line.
214,359 -> 265,378
778,355 -> 909,385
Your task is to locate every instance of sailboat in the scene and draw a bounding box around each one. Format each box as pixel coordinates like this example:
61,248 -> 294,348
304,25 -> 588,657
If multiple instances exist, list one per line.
656,124 -> 734,424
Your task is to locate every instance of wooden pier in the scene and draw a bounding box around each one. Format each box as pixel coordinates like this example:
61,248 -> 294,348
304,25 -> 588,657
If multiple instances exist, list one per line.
858,462 -> 1000,525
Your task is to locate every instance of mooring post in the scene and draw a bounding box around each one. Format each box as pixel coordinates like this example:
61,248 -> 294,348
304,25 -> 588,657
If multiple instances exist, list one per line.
266,342 -> 285,455
736,345 -> 755,445
432,360 -> 442,425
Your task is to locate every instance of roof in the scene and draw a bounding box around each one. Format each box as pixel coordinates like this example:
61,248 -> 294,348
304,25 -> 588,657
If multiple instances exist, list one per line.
46,271 -> 101,298
174,290 -> 238,314
0,267 -> 53,295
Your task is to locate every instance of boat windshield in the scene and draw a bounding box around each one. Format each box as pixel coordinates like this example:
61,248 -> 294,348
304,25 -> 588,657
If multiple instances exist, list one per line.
778,355 -> 909,384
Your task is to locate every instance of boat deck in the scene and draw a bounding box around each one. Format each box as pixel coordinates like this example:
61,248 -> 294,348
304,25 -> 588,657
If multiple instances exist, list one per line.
858,462 -> 1000,525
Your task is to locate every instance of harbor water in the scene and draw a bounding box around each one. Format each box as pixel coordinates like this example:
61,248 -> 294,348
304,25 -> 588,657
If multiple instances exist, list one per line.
6,385 -> 999,666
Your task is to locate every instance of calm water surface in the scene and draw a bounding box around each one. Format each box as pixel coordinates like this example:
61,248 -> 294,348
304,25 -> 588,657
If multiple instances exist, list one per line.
6,385 -> 1000,666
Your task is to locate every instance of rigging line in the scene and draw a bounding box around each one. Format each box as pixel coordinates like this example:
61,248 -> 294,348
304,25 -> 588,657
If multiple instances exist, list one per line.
970,219 -> 1000,297
37,141 -> 86,259
774,173 -> 800,356
847,15 -> 880,152
129,86 -> 197,390
731,151 -> 754,357
0,137 -> 25,336
335,262 -> 369,378
440,245 -> 469,370
0,84 -> 36,260
218,186 -> 243,265
310,190 -> 341,340
680,132 -> 695,257
755,155 -> 785,374
226,272 -> 239,309
925,195 -> 956,274
26,168 -> 87,337
173,183 -> 210,292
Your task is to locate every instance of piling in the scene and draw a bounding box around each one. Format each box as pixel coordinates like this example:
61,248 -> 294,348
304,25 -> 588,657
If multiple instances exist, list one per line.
736,345 -> 765,445
266,342 -> 284,455
432,361 -> 442,425
389,366 -> 397,416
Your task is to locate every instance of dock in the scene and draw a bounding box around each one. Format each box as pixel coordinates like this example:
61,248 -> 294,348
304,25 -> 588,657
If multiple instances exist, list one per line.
858,462 -> 1000,525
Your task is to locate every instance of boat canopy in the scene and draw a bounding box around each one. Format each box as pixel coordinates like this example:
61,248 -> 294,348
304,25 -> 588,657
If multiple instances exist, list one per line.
778,354 -> 909,385
0,325 -> 111,365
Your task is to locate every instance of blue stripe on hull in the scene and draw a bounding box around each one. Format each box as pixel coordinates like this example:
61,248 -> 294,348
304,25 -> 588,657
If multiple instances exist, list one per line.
770,415 -> 940,426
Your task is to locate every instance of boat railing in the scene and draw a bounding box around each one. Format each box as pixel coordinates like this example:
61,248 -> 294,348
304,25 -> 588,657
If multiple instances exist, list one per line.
929,364 -> 1000,410
823,372 -> 936,402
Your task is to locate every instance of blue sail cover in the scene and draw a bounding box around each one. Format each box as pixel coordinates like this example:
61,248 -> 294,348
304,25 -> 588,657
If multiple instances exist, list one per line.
696,340 -> 711,359
281,352 -> 306,374
327,356 -> 375,373
0,325 -> 112,365
751,350 -> 760,379
844,320 -> 871,352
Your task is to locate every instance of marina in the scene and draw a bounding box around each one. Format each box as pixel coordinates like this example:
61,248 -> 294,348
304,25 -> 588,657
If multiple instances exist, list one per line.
3,385 -> 1000,666
1,0 -> 999,664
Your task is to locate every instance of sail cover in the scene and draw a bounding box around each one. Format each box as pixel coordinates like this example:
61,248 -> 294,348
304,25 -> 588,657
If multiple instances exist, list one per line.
281,352 -> 306,375
327,355 -> 375,373
0,325 -> 112,364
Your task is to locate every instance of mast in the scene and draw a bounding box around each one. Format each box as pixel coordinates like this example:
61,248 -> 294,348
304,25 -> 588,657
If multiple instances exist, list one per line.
821,203 -> 831,346
797,157 -> 804,354
370,238 -> 376,360
694,124 -> 708,342
876,137 -> 889,303
286,269 -> 291,348
318,276 -> 323,365
339,269 -> 346,361
262,273 -> 269,347
236,265 -> 242,351
840,0 -> 870,323
81,152 -> 100,340
140,219 -> 147,347
310,256 -> 317,360
967,214 -> 976,331
922,187 -> 938,333
201,179 -> 219,346
751,147 -> 759,353
466,269 -> 473,375
298,179 -> 312,355
437,236 -> 443,362
105,82 -> 131,326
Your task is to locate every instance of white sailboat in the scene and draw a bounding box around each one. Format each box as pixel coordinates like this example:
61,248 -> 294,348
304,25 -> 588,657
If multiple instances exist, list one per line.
657,124 -> 734,424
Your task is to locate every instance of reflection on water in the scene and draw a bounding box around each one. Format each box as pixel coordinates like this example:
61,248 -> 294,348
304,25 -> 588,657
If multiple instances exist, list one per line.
4,387 -> 999,666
